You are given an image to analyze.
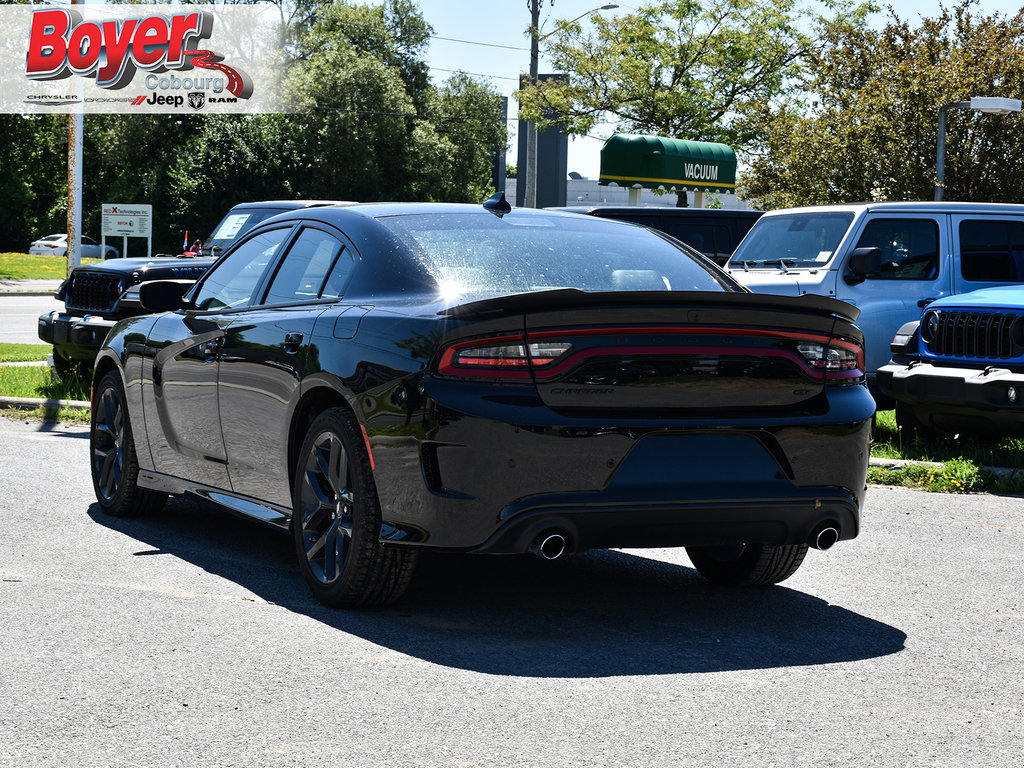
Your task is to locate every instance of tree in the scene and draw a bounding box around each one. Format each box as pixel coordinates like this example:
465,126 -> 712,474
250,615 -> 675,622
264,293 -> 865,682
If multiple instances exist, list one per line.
744,1 -> 1024,207
517,0 -> 841,204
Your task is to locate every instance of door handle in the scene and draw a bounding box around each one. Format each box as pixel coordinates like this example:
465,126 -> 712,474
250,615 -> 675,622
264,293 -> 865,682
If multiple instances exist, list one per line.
284,332 -> 303,354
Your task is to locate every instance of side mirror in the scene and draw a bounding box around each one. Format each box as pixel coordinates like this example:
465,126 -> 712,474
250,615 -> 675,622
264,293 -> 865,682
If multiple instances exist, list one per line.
843,246 -> 882,285
139,281 -> 185,311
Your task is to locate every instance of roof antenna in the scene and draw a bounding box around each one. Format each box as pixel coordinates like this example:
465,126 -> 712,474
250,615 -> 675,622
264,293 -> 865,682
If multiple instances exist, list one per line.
483,191 -> 512,217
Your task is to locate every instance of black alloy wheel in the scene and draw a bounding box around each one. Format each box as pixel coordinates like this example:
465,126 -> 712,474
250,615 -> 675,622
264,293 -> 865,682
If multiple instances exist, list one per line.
293,408 -> 415,607
686,542 -> 808,586
90,370 -> 166,516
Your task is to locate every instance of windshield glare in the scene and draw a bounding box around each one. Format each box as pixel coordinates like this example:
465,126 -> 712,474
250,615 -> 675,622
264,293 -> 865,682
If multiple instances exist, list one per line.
728,213 -> 855,268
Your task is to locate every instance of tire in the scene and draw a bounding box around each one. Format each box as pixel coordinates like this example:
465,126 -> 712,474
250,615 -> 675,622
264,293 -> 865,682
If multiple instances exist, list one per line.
52,348 -> 91,380
292,408 -> 416,607
686,542 -> 808,586
90,370 -> 167,517
895,402 -> 938,441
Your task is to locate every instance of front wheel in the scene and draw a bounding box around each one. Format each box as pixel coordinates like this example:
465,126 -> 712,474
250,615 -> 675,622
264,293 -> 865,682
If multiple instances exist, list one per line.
686,543 -> 808,586
90,370 -> 166,516
292,408 -> 416,607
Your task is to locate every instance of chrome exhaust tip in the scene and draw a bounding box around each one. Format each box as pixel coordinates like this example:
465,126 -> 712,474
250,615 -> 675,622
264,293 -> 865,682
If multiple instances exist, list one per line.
810,525 -> 840,551
530,531 -> 567,560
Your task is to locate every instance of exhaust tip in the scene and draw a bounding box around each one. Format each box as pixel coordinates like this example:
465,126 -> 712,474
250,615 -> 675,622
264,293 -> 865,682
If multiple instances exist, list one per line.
811,525 -> 840,551
531,531 -> 567,560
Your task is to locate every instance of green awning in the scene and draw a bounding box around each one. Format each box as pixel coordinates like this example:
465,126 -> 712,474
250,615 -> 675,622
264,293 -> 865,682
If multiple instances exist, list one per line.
599,134 -> 737,192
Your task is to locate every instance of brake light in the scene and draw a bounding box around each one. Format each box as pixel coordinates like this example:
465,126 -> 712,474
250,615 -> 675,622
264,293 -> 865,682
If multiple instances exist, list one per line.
796,340 -> 864,383
438,335 -> 573,379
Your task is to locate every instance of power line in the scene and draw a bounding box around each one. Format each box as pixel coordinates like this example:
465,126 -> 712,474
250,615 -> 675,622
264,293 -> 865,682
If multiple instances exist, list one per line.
432,67 -> 519,82
430,35 -> 528,52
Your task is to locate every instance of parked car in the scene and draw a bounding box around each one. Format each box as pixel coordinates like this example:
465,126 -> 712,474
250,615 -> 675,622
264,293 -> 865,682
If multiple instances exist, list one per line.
29,234 -> 119,260
725,202 -> 1024,402
89,201 -> 874,608
549,205 -> 761,266
878,285 -> 1024,436
39,201 -> 345,376
200,200 -> 344,257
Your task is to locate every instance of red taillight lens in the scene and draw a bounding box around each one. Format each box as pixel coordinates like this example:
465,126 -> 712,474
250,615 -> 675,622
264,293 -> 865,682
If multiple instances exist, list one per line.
438,336 -> 573,379
796,340 -> 864,383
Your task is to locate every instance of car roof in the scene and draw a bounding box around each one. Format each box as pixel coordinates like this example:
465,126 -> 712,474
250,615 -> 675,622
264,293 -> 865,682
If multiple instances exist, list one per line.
225,200 -> 354,211
549,205 -> 762,218
759,201 -> 1024,216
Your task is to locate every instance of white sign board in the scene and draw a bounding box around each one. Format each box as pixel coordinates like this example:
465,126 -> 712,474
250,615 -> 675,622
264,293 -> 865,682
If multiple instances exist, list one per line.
102,203 -> 153,257
102,204 -> 151,237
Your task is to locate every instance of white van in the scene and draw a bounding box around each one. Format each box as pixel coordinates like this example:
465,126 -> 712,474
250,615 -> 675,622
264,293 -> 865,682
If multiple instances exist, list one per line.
725,202 -> 1024,396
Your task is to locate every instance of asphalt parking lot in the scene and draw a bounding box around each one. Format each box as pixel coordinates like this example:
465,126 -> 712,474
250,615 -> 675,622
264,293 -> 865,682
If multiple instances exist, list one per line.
2,416 -> 1021,767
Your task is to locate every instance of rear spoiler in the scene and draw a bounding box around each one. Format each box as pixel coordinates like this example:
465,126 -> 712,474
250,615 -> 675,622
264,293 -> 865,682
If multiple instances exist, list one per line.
443,289 -> 860,323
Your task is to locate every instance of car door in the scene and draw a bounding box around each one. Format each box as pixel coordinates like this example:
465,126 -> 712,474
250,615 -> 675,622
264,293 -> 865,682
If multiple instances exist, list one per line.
218,225 -> 356,509
952,215 -> 1024,292
142,226 -> 293,489
839,214 -> 951,375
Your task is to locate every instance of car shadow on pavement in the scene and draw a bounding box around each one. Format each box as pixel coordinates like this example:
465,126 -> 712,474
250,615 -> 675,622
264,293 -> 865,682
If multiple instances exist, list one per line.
88,496 -> 907,678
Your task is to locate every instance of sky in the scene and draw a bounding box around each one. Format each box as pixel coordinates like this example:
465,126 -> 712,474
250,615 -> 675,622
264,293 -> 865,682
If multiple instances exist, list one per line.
412,0 -> 1024,179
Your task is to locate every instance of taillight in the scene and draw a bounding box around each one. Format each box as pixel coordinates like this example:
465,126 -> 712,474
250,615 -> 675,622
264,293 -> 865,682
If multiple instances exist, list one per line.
438,335 -> 572,379
796,339 -> 864,383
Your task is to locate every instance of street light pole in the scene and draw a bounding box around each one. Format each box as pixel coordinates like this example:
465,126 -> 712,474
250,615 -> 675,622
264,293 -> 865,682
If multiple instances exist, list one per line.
935,96 -> 1021,201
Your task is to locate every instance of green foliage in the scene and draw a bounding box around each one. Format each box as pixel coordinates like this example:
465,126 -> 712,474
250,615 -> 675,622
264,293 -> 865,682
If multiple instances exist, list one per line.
0,0 -> 506,252
745,0 -> 1024,207
867,458 -> 984,493
517,0 -> 842,150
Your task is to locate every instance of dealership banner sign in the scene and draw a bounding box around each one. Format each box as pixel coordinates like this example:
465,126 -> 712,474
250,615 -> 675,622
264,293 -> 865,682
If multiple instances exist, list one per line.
0,4 -> 287,113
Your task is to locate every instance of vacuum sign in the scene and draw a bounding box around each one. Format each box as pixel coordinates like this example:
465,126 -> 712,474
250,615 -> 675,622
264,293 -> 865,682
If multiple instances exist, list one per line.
102,204 -> 152,237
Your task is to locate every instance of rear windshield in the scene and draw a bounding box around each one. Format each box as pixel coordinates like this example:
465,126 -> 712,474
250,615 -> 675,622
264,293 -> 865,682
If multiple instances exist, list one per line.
206,208 -> 293,253
377,212 -> 738,296
728,212 -> 855,269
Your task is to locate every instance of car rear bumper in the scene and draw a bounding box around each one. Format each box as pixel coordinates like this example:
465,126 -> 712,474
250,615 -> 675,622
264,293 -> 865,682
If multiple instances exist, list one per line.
38,311 -> 116,360
878,361 -> 1024,431
371,384 -> 874,553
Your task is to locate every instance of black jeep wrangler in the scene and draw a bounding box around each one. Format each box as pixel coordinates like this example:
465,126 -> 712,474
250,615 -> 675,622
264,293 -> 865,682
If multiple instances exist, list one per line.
38,200 -> 341,375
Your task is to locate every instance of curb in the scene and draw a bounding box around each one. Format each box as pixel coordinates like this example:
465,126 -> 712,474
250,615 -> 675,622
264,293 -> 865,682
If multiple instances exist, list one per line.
0,395 -> 90,412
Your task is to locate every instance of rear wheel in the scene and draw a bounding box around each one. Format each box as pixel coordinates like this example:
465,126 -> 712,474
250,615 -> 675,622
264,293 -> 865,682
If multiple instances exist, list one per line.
293,408 -> 416,607
686,543 -> 808,586
90,370 -> 167,516
52,348 -> 90,380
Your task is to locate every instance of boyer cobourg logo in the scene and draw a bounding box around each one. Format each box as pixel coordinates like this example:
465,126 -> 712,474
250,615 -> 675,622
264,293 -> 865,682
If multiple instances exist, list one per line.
24,7 -> 253,107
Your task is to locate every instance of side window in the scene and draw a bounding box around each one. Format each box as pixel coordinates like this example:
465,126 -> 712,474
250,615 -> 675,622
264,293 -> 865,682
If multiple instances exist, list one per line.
960,219 -> 1024,282
193,228 -> 290,311
857,219 -> 939,280
263,228 -> 345,305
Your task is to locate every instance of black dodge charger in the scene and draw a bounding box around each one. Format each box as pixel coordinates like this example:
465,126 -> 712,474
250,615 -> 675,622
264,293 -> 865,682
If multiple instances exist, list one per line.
89,201 -> 874,607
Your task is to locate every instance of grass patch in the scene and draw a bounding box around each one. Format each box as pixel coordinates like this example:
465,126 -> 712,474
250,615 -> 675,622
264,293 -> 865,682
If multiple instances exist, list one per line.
0,405 -> 90,425
867,457 -> 985,493
0,365 -> 90,401
0,252 -> 100,280
871,409 -> 1024,471
0,343 -> 51,363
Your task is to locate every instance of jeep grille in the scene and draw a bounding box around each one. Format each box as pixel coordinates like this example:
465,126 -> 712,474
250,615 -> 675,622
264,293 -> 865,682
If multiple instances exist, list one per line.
926,310 -> 1022,360
67,272 -> 125,312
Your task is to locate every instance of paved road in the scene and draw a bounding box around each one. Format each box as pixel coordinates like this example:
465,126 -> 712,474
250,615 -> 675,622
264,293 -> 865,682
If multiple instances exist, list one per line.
1,417 -> 1021,767
0,293 -> 63,346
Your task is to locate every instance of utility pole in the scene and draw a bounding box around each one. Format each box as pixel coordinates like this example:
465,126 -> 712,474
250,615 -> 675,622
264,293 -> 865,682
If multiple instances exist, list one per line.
524,0 -> 541,209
